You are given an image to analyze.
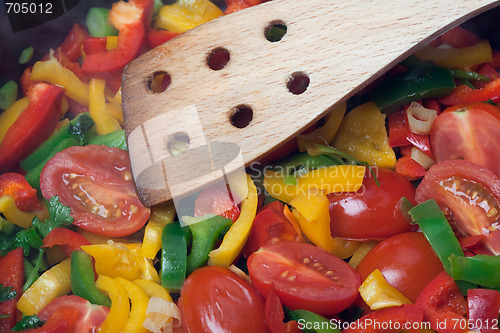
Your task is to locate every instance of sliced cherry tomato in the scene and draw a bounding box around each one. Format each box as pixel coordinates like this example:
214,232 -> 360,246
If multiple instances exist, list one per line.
0,173 -> 41,211
194,184 -> 240,222
247,242 -> 361,316
24,306 -> 79,333
356,232 -> 444,303
459,235 -> 492,256
42,228 -> 91,257
243,201 -> 303,257
40,145 -> 150,237
0,248 -> 23,331
415,160 -> 500,255
430,103 -> 500,177
328,167 -> 416,240
37,295 -> 109,333
179,265 -> 269,333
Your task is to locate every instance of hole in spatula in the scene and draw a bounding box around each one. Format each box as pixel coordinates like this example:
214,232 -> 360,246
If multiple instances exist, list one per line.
265,21 -> 287,42
167,132 -> 190,156
207,47 -> 230,70
230,105 -> 253,129
287,72 -> 310,95
148,71 -> 171,93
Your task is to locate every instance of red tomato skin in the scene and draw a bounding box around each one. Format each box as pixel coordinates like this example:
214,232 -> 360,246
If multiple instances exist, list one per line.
328,167 -> 417,240
467,289 -> 500,333
0,248 -> 24,331
356,232 -> 444,303
179,265 -> 269,333
42,228 -> 91,257
40,145 -> 150,237
248,242 -> 361,316
0,173 -> 41,211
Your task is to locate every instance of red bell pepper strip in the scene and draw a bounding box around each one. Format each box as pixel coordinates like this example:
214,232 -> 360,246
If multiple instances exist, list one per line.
395,155 -> 426,180
83,37 -> 108,55
54,48 -> 86,81
24,306 -> 80,333
0,248 -> 24,331
431,26 -> 482,48
20,67 -> 36,96
473,63 -> 500,89
467,289 -> 500,333
439,78 -> 500,106
388,109 -> 408,147
0,82 -> 65,173
0,173 -> 41,211
224,0 -> 252,14
265,287 -> 300,333
146,28 -> 179,49
415,271 -> 468,333
422,98 -> 441,113
459,235 -> 492,256
59,23 -> 89,62
42,228 -> 91,257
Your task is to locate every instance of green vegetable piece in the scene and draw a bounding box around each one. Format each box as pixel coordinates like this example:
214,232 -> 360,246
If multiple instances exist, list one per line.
0,283 -> 17,303
11,314 -> 44,331
291,309 -> 340,333
370,66 -> 455,112
450,254 -> 500,289
69,112 -> 97,145
161,222 -> 188,291
12,228 -> 43,257
71,250 -> 111,307
32,196 -> 74,239
153,0 -> 163,16
87,129 -> 128,150
275,151 -> 339,185
18,46 -> 34,64
0,80 -> 18,110
408,199 -> 464,274
185,214 -> 232,274
23,249 -> 45,291
23,258 -> 39,289
0,216 -> 14,234
451,69 -> 489,82
86,7 -> 119,37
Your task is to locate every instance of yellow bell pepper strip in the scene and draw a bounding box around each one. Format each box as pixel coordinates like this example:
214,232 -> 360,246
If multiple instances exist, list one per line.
139,201 -> 176,259
89,79 -> 122,135
209,174 -> 257,267
134,279 -> 173,301
106,103 -> 124,126
116,277 -> 149,333
30,57 -> 89,106
0,196 -> 36,229
297,102 -> 346,152
348,240 -> 378,269
332,102 -> 396,169
95,275 -> 130,333
17,258 -> 71,315
359,269 -> 412,310
155,0 -> 223,33
263,164 -> 366,204
414,40 -> 492,68
291,189 -> 361,259
0,97 -> 29,144
106,36 -> 119,50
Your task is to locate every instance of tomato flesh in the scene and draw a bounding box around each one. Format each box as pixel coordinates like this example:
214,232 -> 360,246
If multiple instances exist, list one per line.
416,159 -> 500,255
40,145 -> 150,237
248,241 -> 361,316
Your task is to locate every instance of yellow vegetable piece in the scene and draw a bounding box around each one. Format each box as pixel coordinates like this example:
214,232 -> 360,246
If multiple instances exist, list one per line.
0,97 -> 29,144
263,164 -> 366,204
348,240 -> 378,269
139,201 -> 176,259
414,40 -> 492,68
134,279 -> 173,302
291,189 -> 361,259
31,57 -> 89,106
297,102 -> 346,151
0,196 -> 36,229
359,269 -> 411,310
209,174 -> 257,267
155,0 -> 223,33
116,277 -> 149,333
107,36 -> 119,50
106,103 -> 124,126
332,102 -> 396,169
17,259 -> 71,315
96,275 -> 130,333
89,79 -> 122,135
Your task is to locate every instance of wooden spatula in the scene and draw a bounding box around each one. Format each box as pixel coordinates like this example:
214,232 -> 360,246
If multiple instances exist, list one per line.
122,0 -> 500,207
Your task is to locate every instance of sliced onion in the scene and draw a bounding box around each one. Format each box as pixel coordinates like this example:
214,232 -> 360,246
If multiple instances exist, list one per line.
142,296 -> 181,333
406,102 -> 438,135
229,264 -> 251,282
410,147 -> 435,170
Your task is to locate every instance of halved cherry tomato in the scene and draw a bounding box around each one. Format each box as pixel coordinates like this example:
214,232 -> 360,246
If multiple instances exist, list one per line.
0,248 -> 23,331
247,242 -> 361,316
179,265 -> 269,333
194,184 -> 240,222
37,295 -> 109,333
40,145 -> 150,237
25,306 -> 79,333
356,232 -> 444,302
430,103 -> 500,177
416,160 -> 500,255
0,173 -> 41,211
328,167 -> 416,240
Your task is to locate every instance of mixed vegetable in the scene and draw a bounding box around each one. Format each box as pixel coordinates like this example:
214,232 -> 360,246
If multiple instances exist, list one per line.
1,0 -> 500,332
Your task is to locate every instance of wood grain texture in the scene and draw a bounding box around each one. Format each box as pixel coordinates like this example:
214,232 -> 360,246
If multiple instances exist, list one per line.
122,0 -> 500,206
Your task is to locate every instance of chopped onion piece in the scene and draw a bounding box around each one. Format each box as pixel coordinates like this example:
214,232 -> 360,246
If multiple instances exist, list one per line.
142,296 -> 181,333
410,147 -> 435,170
406,102 -> 438,135
229,264 -> 251,282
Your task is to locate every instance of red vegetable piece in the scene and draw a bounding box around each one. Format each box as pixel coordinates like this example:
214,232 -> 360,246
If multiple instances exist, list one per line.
396,155 -> 426,180
468,289 -> 500,333
146,28 -> 179,49
20,66 -> 36,96
265,286 -> 301,333
473,63 -> 500,89
194,184 -> 240,222
490,50 -> 500,69
434,26 -> 482,48
26,306 -> 79,333
224,0 -> 252,14
0,173 -> 41,211
66,98 -> 89,119
439,79 -> 500,106
0,82 -> 65,173
83,37 -> 108,55
388,109 -> 409,147
60,23 -> 89,62
42,228 -> 91,257
0,248 -> 24,331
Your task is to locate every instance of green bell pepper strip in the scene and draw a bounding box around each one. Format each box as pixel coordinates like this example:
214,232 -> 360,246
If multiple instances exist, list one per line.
370,66 -> 455,112
449,254 -> 500,289
274,151 -> 339,185
23,249 -> 45,291
18,46 -> 34,65
161,221 -> 188,291
408,199 -> 464,274
0,81 -> 18,110
184,214 -> 232,274
71,250 -> 111,307
286,308 -> 340,333
450,69 -> 489,82
85,8 -> 119,37
87,129 -> 127,150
